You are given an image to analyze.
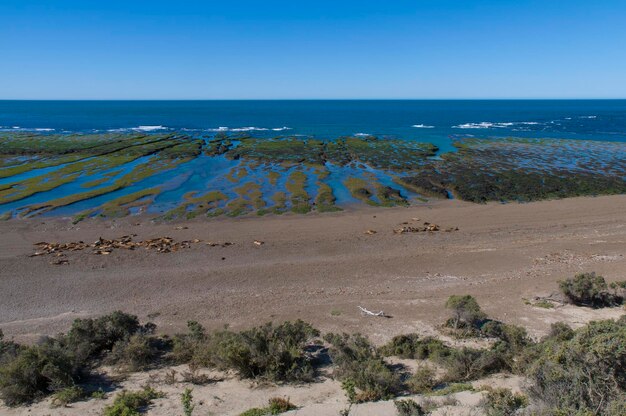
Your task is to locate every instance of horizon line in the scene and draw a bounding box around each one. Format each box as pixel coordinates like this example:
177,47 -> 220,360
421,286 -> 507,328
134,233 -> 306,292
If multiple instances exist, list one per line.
2,98 -> 626,101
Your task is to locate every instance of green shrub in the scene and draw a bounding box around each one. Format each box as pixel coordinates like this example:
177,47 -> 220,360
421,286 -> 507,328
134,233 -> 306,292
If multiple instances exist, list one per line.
325,333 -> 402,402
326,333 -> 400,402
558,272 -> 623,307
267,397 -> 297,413
546,322 -> 575,342
407,365 -> 437,394
0,330 -> 21,365
51,385 -> 85,407
103,386 -> 164,416
394,399 -> 426,416
171,321 -> 208,365
207,320 -> 319,382
480,387 -> 528,416
526,318 -> 626,414
63,311 -> 142,362
442,347 -> 506,382
0,339 -> 78,406
444,295 -> 487,331
429,382 -> 473,396
181,388 -> 194,416
379,334 -> 450,360
484,322 -> 532,369
108,334 -> 161,372
91,388 -> 107,399
238,397 -> 296,416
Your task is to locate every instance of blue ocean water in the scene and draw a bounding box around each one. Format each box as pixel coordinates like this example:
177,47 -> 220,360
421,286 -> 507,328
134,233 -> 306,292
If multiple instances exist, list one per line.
1,100 -> 626,153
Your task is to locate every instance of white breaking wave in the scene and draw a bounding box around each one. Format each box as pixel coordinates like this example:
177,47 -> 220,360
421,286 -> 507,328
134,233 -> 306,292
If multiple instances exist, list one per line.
453,122 -> 496,129
354,133 -> 372,137
412,124 -> 435,128
132,125 -> 167,132
208,126 -> 280,132
453,121 -> 541,129
580,115 -> 597,119
0,126 -> 55,132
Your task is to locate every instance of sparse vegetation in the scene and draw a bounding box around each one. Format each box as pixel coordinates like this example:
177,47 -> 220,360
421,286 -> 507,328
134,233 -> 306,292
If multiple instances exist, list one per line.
444,295 -> 487,332
379,334 -> 450,360
525,318 -> 626,415
558,272 -> 623,307
0,304 -> 624,415
407,365 -> 437,394
51,385 -> 86,407
238,397 -> 296,416
325,333 -> 402,402
181,388 -> 195,416
103,386 -> 164,416
172,319 -> 319,382
394,398 -> 427,416
480,387 -> 528,416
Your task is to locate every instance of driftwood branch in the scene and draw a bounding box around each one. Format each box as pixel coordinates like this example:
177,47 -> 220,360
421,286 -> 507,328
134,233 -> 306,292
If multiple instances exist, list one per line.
358,306 -> 386,317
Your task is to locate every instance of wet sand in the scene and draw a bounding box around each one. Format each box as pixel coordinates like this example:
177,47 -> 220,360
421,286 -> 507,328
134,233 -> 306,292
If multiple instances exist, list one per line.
1,195 -> 624,343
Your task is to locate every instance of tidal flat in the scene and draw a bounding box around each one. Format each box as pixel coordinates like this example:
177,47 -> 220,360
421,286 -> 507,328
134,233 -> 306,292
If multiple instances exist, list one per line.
0,133 -> 624,220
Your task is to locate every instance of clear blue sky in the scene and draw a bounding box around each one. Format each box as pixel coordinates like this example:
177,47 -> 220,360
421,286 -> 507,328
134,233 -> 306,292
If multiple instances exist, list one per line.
1,0 -> 625,99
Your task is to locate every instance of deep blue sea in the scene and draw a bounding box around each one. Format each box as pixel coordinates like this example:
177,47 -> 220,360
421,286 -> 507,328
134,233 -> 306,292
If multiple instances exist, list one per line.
1,100 -> 626,152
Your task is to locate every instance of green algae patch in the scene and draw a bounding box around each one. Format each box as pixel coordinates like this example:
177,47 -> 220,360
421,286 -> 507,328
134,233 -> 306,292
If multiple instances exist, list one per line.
394,174 -> 449,199
270,192 -> 288,214
344,175 -> 407,207
342,137 -> 438,170
18,150 -> 191,217
205,138 -> 233,156
315,182 -> 342,212
0,133 -> 180,179
285,170 -> 312,213
267,171 -> 280,186
401,137 -> 626,203
99,188 -> 162,217
344,177 -> 377,206
0,135 -> 191,205
161,190 -> 228,220
226,166 -> 249,183
228,137 -> 325,165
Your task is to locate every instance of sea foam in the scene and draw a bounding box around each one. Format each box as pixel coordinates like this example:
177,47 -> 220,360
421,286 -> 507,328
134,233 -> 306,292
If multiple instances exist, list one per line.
412,124 -> 435,128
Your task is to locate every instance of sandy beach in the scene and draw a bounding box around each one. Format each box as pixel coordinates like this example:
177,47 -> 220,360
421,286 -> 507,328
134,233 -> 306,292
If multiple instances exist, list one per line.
1,195 -> 624,342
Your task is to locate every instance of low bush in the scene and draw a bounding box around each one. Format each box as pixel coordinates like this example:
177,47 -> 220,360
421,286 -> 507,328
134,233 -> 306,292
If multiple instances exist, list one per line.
0,339 -> 78,406
171,320 -> 208,365
480,387 -> 528,416
429,382 -> 473,396
51,385 -> 85,407
546,322 -> 575,342
379,334 -> 450,360
407,365 -> 437,394
444,295 -> 487,333
394,398 -> 427,416
0,311 -> 158,406
238,397 -> 296,416
0,329 -> 21,365
526,318 -> 626,415
63,311 -> 143,363
325,333 -> 402,402
441,347 -> 506,382
558,272 -> 623,307
483,321 -> 532,370
181,388 -> 194,416
206,320 -> 319,382
108,334 -> 161,372
103,386 -> 164,416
